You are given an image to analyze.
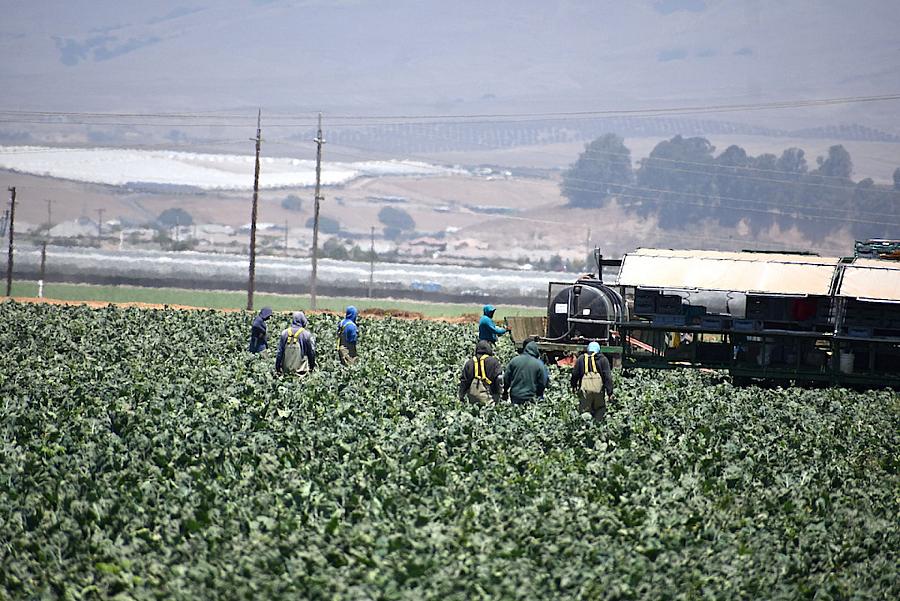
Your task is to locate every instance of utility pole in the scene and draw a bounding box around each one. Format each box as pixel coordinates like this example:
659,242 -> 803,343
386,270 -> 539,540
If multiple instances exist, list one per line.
368,225 -> 375,298
585,227 -> 592,273
96,208 -> 105,239
40,199 -> 52,297
6,187 -> 15,296
247,109 -> 262,311
38,241 -> 47,298
310,112 -> 325,310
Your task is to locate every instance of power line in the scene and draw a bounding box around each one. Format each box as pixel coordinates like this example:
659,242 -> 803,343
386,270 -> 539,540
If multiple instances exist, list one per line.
560,174 -> 900,220
0,139 -> 250,153
247,109 -> 262,311
2,104 -> 896,235
310,113 -> 325,311
2,92 -> 898,122
559,146 -> 899,188
1,138 -> 893,198
558,181 -> 900,229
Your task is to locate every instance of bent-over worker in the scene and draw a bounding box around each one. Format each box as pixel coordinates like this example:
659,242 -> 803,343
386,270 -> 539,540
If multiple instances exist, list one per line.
570,341 -> 614,421
275,311 -> 316,376
337,305 -> 360,365
459,340 -> 503,403
248,306 -> 273,353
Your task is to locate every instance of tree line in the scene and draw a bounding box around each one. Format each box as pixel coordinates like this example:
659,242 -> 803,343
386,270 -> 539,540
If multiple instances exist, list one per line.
561,134 -> 900,241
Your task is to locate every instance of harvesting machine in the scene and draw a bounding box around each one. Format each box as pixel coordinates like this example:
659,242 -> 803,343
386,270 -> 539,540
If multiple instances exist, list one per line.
506,251 -> 625,364
511,244 -> 900,387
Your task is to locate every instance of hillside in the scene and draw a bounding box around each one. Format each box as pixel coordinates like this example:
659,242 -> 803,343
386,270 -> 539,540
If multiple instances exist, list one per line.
1,1 -> 898,130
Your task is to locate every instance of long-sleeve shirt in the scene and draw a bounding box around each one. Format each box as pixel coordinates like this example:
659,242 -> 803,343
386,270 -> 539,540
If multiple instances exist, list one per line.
570,352 -> 613,396
459,354 -> 503,400
478,315 -> 507,343
338,318 -> 359,346
503,342 -> 546,402
275,315 -> 317,373
248,316 -> 268,353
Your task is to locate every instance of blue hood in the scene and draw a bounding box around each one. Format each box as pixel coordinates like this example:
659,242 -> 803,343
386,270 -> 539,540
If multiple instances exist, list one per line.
345,306 -> 358,322
587,342 -> 601,354
483,304 -> 495,316
524,341 -> 541,358
259,306 -> 273,320
291,311 -> 308,327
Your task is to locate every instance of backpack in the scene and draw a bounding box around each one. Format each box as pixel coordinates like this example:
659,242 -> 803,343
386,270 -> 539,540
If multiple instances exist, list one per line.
580,353 -> 605,395
336,320 -> 347,349
283,327 -> 309,375
467,355 -> 493,403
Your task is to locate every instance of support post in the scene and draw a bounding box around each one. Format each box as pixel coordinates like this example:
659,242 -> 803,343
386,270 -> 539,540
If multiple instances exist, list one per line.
38,241 -> 47,298
368,226 -> 375,298
310,113 -> 325,310
247,109 -> 262,311
585,227 -> 591,271
5,187 -> 15,296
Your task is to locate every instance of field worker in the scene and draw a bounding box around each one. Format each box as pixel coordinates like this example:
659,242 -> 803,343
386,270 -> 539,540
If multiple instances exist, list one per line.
570,342 -> 614,421
502,340 -> 546,405
275,311 -> 316,376
337,305 -> 360,365
248,306 -> 274,353
479,304 -> 508,345
458,340 -> 503,403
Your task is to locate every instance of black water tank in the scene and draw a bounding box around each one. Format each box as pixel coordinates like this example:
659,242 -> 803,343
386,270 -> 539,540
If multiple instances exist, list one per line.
547,281 -> 621,340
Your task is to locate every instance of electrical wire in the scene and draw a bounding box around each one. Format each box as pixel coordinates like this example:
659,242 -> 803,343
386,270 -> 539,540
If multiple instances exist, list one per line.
559,174 -> 900,220
2,92 -> 898,122
557,182 -> 900,229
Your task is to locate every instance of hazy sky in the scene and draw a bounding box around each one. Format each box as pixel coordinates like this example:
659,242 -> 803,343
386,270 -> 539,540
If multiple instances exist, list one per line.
1,0 -> 898,125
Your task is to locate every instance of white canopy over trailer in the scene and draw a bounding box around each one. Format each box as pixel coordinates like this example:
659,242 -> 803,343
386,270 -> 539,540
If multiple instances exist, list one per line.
833,258 -> 900,377
616,248 -> 841,297
836,258 -> 900,304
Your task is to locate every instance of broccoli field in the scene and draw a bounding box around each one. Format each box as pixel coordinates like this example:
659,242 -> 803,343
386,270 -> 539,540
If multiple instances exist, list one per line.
1,301 -> 898,600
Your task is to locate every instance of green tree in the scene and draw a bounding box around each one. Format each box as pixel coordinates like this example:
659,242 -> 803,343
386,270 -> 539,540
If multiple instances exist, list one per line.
281,194 -> 303,211
713,145 -> 753,228
561,133 -> 633,208
746,153 -> 782,235
637,135 -> 717,228
322,237 -> 349,260
776,148 -> 807,174
815,145 -> 853,179
306,216 -> 340,234
378,206 -> 415,231
157,207 -> 193,227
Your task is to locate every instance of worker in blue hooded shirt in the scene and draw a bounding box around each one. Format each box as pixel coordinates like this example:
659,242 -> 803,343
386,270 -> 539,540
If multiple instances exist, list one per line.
275,311 -> 316,376
337,305 -> 359,365
478,304 -> 508,345
248,306 -> 273,353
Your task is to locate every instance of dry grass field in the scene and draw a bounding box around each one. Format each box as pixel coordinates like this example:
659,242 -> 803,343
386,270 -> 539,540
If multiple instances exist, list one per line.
4,132 -> 894,263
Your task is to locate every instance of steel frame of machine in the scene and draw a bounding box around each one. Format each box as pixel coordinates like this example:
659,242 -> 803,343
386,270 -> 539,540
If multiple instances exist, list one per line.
503,247 -> 899,387
614,249 -> 900,388
506,280 -> 624,364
